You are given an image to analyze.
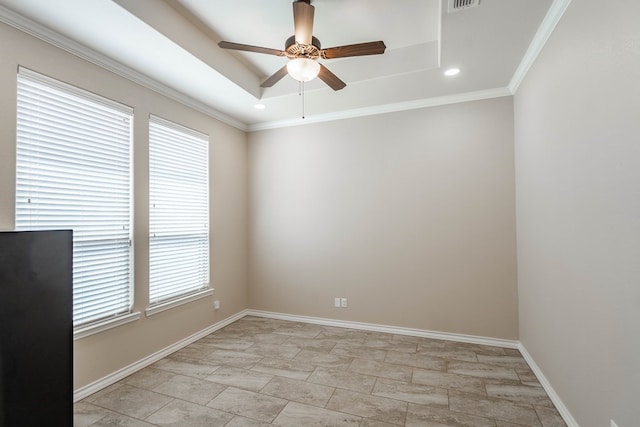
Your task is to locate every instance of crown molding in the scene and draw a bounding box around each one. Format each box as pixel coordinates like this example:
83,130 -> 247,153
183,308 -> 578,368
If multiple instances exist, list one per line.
2,0 -> 571,134
248,87 -> 513,132
508,0 -> 572,94
0,5 -> 248,132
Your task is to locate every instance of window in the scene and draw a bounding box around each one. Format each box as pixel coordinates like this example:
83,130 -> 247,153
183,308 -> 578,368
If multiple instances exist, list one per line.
148,115 -> 210,309
15,68 -> 134,330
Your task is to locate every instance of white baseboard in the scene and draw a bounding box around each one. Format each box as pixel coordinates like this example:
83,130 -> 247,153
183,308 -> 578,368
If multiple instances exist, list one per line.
73,309 -> 517,402
518,343 -> 579,427
249,310 -> 578,426
74,308 -> 578,427
73,309 -> 248,402
245,309 -> 519,349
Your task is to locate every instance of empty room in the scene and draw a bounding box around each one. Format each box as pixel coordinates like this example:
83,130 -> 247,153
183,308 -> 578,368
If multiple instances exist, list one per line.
0,0 -> 637,426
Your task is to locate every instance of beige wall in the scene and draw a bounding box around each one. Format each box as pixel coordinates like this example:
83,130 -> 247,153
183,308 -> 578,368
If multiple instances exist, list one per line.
0,22 -> 249,390
248,97 -> 519,340
514,1 -> 640,425
9,5 -> 637,423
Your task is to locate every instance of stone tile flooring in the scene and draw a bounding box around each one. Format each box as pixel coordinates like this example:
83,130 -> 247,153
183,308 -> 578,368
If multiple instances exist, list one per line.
75,316 -> 567,426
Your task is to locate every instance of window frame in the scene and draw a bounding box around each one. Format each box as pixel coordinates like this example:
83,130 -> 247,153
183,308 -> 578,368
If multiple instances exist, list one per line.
15,67 -> 139,337
146,115 -> 211,315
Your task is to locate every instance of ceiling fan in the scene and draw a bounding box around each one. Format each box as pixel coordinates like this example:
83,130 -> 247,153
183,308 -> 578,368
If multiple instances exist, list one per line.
218,0 -> 386,91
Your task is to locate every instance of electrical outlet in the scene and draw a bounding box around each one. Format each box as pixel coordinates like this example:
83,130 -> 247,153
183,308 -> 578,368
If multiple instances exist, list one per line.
341,297 -> 348,308
611,420 -> 619,427
213,300 -> 220,310
334,297 -> 341,307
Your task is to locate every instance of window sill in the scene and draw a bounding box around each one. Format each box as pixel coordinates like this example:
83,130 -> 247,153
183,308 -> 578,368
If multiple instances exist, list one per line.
73,311 -> 141,340
145,288 -> 214,317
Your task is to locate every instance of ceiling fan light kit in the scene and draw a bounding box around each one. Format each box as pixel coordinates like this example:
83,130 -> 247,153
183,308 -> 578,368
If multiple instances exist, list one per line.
218,0 -> 386,91
287,57 -> 320,82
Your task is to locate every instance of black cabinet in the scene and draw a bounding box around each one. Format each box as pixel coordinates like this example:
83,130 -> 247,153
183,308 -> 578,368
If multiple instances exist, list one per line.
0,230 -> 73,426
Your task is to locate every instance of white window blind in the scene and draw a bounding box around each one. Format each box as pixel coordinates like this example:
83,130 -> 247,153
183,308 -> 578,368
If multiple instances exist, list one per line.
149,115 -> 209,305
15,68 -> 133,327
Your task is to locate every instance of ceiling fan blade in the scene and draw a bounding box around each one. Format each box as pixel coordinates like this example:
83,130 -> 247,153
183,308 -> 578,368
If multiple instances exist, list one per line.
260,66 -> 289,88
218,41 -> 286,56
318,64 -> 346,91
321,41 -> 386,59
293,0 -> 314,45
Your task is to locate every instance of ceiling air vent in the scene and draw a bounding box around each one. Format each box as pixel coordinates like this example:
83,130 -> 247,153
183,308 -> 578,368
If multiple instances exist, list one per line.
448,0 -> 480,13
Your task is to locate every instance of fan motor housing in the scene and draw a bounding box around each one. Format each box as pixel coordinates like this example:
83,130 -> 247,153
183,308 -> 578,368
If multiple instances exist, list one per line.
285,35 -> 321,59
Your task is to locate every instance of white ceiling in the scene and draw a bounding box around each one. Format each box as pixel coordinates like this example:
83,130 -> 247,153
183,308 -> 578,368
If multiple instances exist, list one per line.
0,0 -> 556,130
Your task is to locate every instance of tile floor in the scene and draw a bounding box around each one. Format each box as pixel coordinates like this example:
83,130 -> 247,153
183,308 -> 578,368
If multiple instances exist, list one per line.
75,316 -> 567,427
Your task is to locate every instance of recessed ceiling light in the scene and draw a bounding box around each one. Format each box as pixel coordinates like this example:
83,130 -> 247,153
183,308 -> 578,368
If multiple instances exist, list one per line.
444,68 -> 461,76
253,103 -> 266,110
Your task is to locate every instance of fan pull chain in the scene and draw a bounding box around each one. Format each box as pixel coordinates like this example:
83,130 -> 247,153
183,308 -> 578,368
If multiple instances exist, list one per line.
299,81 -> 305,119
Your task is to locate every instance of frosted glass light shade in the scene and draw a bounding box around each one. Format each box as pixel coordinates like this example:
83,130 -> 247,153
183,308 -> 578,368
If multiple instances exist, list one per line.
287,58 -> 320,82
